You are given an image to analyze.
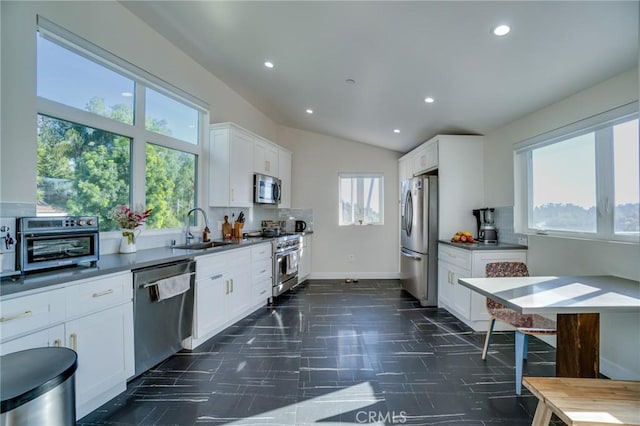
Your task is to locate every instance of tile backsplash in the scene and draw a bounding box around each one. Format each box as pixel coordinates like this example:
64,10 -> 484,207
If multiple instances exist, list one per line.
493,206 -> 526,245
208,206 -> 313,236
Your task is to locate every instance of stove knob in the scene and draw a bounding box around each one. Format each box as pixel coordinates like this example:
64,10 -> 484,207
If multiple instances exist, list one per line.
87,219 -> 95,226
77,219 -> 85,226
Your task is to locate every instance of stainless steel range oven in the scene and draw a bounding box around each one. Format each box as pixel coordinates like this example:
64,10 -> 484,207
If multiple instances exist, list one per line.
272,234 -> 301,299
16,216 -> 99,273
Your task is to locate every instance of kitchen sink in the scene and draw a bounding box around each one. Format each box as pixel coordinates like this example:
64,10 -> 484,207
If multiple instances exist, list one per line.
171,241 -> 232,250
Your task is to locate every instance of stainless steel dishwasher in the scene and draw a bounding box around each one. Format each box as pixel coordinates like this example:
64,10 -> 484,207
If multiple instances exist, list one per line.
132,259 -> 195,378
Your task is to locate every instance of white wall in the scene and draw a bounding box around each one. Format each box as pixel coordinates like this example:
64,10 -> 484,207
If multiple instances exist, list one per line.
483,68 -> 640,380
277,126 -> 400,278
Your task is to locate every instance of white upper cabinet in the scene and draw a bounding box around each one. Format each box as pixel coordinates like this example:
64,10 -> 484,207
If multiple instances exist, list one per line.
254,137 -> 279,176
398,135 -> 484,239
412,138 -> 438,175
278,148 -> 292,208
209,124 -> 254,207
435,135 -> 484,239
210,123 -> 292,208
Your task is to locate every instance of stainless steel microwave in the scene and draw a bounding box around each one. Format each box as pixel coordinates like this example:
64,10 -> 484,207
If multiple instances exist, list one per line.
16,216 -> 99,273
254,173 -> 281,205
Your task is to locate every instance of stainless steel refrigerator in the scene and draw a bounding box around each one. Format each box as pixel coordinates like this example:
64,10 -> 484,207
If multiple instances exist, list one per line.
400,175 -> 438,306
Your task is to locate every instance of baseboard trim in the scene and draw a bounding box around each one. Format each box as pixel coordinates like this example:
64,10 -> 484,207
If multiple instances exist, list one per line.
309,272 -> 401,280
601,356 -> 640,380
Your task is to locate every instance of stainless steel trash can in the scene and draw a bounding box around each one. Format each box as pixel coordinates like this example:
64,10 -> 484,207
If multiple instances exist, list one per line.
1,347 -> 77,426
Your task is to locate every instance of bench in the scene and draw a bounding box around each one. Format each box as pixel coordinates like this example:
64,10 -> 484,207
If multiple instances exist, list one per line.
523,377 -> 640,426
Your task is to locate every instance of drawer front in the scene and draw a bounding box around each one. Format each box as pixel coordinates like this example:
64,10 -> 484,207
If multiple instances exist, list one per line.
438,244 -> 471,270
252,278 -> 271,304
66,272 -> 132,318
252,258 -> 272,282
251,243 -> 272,260
0,324 -> 66,356
197,248 -> 250,277
1,288 -> 66,341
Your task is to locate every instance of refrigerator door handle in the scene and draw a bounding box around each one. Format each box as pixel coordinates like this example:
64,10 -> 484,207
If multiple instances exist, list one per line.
401,248 -> 422,260
405,190 -> 413,236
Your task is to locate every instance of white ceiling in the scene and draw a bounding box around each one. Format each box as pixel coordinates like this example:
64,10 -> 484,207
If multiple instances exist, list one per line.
121,1 -> 638,153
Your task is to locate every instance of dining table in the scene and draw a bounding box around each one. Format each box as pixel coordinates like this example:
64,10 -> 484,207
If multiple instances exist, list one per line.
457,275 -> 640,378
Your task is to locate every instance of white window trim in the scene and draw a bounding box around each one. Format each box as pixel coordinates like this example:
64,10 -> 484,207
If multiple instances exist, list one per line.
514,102 -> 639,244
37,15 -> 208,113
338,172 -> 385,226
36,18 -> 209,232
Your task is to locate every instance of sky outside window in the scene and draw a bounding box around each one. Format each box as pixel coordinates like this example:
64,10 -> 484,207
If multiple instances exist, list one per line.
37,33 -> 134,124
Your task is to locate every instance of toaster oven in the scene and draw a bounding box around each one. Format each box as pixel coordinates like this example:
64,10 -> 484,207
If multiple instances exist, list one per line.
16,216 -> 99,273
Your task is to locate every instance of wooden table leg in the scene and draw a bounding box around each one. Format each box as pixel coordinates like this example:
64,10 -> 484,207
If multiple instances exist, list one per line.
556,313 -> 599,378
531,400 -> 552,426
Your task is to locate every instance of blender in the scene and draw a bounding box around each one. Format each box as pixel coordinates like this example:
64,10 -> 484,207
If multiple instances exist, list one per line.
472,208 -> 498,244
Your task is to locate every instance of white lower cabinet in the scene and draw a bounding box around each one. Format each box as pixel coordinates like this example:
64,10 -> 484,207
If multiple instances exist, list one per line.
438,243 -> 527,331
194,271 -> 226,339
298,234 -> 312,284
190,246 -> 267,350
251,243 -> 273,305
0,324 -> 65,356
0,271 -> 134,420
66,301 -> 133,418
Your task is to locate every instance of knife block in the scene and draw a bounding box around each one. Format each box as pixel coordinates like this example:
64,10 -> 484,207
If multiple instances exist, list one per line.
233,222 -> 244,238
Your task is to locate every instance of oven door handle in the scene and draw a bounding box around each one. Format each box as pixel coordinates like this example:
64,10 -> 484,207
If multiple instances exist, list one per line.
277,248 -> 300,256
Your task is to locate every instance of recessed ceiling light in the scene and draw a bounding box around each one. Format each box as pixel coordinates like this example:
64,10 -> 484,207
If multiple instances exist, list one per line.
492,24 -> 511,36
264,61 -> 274,68
424,97 -> 435,104
306,109 -> 313,114
121,91 -> 133,98
393,129 -> 401,134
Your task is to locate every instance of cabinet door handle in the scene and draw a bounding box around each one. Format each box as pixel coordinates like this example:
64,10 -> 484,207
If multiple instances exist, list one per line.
259,269 -> 266,274
260,289 -> 266,295
225,280 -> 230,295
92,289 -> 114,298
70,333 -> 77,351
230,279 -> 234,293
53,339 -> 62,347
231,188 -> 235,202
0,310 -> 33,323
210,274 -> 223,280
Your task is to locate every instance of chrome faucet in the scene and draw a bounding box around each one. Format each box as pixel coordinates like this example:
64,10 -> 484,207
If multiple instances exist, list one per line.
185,207 -> 210,245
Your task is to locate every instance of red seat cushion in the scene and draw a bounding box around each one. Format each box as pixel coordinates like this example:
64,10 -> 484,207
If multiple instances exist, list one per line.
485,262 -> 556,334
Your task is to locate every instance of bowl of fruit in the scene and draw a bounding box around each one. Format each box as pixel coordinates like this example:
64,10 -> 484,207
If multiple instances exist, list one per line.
451,231 -> 474,243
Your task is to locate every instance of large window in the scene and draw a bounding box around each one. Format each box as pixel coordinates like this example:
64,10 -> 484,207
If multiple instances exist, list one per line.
339,173 -> 384,226
515,103 -> 639,242
145,144 -> 196,229
36,19 -> 207,231
37,115 -> 131,229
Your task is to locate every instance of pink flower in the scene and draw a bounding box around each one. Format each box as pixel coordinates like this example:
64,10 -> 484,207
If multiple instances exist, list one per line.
111,205 -> 152,230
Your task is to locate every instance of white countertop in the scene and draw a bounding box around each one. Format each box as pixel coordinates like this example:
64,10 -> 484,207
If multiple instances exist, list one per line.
458,275 -> 640,315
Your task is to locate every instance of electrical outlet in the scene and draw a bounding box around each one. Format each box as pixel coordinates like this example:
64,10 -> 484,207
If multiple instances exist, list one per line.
347,254 -> 355,262
518,236 -> 528,246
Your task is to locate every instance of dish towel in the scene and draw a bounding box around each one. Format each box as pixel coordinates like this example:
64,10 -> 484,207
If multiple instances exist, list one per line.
286,251 -> 299,274
155,273 -> 191,301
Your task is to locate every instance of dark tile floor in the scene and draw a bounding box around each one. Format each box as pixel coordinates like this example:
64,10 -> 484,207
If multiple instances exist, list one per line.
80,279 -> 559,425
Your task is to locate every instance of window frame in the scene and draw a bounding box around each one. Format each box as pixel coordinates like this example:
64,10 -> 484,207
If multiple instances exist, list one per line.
338,172 -> 385,226
514,102 -> 639,244
36,17 -> 209,234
